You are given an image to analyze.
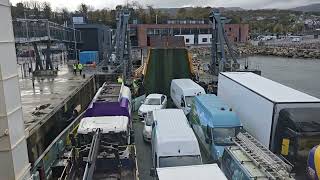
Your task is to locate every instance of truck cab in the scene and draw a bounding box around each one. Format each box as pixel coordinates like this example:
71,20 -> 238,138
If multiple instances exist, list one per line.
274,108 -> 320,173
189,94 -> 242,162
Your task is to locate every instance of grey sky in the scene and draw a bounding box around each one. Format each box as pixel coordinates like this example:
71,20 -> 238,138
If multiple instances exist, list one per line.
9,0 -> 319,11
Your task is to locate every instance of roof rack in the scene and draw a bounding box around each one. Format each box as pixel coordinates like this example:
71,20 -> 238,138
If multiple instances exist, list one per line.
233,132 -> 293,180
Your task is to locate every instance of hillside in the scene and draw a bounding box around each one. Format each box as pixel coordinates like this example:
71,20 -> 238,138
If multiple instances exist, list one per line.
157,7 -> 244,16
290,3 -> 320,12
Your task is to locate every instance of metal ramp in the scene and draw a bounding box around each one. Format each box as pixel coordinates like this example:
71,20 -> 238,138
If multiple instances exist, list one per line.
233,132 -> 293,180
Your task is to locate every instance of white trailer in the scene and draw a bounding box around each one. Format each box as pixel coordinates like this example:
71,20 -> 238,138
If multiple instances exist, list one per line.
218,72 -> 320,151
156,164 -> 227,180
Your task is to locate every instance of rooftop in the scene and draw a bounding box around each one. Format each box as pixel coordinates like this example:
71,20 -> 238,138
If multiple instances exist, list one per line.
220,72 -> 320,103
172,78 -> 205,92
194,94 -> 242,127
154,109 -> 197,144
156,164 -> 227,180
77,116 -> 129,134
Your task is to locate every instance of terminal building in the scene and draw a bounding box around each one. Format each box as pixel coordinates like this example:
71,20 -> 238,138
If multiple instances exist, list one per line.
73,16 -> 112,61
129,19 -> 249,48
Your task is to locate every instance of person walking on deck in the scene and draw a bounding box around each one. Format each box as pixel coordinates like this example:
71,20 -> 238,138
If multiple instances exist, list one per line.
73,63 -> 77,75
78,63 -> 83,75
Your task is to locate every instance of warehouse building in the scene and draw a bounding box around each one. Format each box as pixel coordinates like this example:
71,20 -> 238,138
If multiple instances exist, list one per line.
75,24 -> 112,61
129,19 -> 249,48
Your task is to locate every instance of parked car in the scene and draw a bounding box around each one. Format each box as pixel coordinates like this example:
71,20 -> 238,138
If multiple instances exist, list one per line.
143,111 -> 153,142
138,94 -> 167,119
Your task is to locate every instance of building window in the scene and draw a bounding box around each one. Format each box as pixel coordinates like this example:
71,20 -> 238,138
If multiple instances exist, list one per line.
186,38 -> 190,43
202,38 -> 208,42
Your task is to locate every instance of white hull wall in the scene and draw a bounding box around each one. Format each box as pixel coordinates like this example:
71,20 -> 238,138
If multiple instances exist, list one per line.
218,74 -> 274,147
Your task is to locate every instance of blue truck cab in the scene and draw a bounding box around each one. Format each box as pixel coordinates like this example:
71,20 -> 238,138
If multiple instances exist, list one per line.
189,94 -> 242,162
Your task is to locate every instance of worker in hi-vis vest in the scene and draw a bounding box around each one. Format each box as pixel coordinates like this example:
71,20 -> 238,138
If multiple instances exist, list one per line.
78,63 -> 83,75
73,64 -> 77,75
117,76 -> 123,84
308,145 -> 320,180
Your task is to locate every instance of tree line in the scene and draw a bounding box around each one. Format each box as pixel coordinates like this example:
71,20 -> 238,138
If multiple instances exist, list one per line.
10,1 -> 317,34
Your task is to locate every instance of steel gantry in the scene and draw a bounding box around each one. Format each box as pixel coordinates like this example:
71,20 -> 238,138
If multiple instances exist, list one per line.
210,9 -> 240,75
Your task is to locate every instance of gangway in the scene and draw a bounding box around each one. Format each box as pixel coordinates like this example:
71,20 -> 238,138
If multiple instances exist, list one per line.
233,132 -> 293,180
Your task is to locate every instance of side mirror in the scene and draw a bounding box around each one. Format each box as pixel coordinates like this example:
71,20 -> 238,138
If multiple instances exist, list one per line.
150,168 -> 156,177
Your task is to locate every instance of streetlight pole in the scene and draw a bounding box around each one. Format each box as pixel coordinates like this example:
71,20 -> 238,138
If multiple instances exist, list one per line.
24,10 -> 33,74
73,22 -> 78,61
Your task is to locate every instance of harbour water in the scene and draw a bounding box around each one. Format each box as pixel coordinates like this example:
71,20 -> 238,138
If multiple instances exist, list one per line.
240,56 -> 320,98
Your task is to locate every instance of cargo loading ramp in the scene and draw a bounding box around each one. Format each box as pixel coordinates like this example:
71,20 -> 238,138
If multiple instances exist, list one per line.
143,48 -> 193,96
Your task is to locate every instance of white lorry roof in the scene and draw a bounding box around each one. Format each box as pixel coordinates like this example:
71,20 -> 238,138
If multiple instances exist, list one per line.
220,72 -> 320,103
156,164 -> 227,180
172,79 -> 205,95
146,93 -> 164,99
154,109 -> 200,156
77,116 -> 128,134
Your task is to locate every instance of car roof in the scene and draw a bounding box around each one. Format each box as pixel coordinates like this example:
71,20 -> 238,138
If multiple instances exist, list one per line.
195,94 -> 242,127
157,164 -> 227,179
172,79 -> 204,90
153,109 -> 200,156
146,93 -> 165,99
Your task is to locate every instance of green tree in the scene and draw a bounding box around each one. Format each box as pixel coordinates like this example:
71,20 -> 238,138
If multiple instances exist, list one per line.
176,8 -> 187,19
42,2 -> 52,20
13,2 -> 25,18
79,3 -> 88,18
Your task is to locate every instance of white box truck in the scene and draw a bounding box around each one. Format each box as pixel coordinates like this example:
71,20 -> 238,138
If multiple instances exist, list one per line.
155,164 -> 227,180
151,109 -> 202,169
218,72 -> 320,174
170,79 -> 205,114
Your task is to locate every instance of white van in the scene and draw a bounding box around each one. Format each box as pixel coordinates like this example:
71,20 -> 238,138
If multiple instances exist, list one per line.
170,79 -> 205,114
155,164 -> 227,180
151,109 -> 202,168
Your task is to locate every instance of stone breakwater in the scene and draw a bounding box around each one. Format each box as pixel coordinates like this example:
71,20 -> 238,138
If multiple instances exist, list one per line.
238,44 -> 320,59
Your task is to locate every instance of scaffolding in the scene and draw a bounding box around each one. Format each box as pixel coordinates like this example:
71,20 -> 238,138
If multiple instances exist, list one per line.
13,19 -> 81,43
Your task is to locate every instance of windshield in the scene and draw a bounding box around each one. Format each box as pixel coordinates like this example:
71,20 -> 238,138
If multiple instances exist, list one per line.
78,132 -> 128,146
159,155 -> 202,168
145,98 -> 160,105
101,132 -> 128,146
185,96 -> 194,107
213,128 -> 237,145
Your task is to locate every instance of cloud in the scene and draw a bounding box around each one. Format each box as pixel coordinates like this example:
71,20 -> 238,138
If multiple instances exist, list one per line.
9,0 -> 318,10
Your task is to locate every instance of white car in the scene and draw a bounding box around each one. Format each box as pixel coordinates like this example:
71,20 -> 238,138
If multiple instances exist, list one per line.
138,94 -> 167,119
143,111 -> 153,142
